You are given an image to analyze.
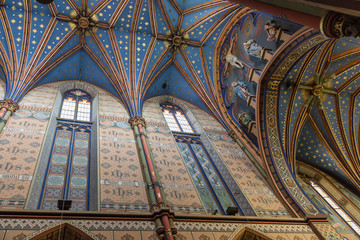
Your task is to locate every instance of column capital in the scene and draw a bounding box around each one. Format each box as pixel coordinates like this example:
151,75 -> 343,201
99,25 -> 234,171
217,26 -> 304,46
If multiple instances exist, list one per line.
128,116 -> 146,128
321,11 -> 360,39
0,99 -> 19,113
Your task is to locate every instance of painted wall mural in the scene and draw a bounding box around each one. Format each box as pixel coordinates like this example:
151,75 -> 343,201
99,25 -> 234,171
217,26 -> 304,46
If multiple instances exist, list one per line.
98,88 -> 149,212
0,82 -> 58,209
219,12 -> 302,143
189,105 -> 290,217
143,99 -> 205,213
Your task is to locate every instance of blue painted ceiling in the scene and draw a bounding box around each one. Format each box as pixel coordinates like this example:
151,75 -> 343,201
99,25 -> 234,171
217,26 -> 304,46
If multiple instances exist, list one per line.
278,37 -> 360,191
0,0 -> 239,118
2,0 -> 360,192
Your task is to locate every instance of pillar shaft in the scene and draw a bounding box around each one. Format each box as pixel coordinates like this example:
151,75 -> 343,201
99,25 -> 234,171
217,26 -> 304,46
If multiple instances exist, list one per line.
134,125 -> 157,205
142,126 -> 168,202
138,124 -> 164,203
0,111 -> 11,132
129,116 -> 175,240
0,107 -> 7,118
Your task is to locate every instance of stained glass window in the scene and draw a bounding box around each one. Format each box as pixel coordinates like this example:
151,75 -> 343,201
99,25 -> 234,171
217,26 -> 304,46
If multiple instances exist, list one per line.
39,89 -> 93,211
310,180 -> 360,235
163,109 -> 181,132
60,90 -> 91,122
161,103 -> 194,133
161,103 -> 237,215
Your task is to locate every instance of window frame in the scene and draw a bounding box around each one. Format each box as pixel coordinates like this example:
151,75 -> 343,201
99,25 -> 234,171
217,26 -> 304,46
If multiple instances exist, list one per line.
309,180 -> 360,237
161,103 -> 195,133
60,90 -> 92,122
161,102 -> 239,215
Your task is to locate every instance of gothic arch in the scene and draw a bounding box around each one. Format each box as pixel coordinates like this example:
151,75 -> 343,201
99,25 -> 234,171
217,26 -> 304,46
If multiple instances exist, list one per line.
228,224 -> 273,240
26,81 -> 99,211
24,221 -> 99,240
151,95 -> 257,215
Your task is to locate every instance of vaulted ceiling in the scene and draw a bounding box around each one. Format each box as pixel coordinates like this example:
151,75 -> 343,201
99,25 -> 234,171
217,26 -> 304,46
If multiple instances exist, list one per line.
0,0 -> 239,120
1,0 -> 360,194
277,37 -> 360,192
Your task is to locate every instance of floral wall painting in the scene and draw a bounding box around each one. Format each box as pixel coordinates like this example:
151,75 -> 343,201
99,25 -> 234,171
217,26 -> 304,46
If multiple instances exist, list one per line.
219,12 -> 302,144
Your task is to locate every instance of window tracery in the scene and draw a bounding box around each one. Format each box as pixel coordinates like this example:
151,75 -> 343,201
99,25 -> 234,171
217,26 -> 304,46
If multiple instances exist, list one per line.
161,102 -> 237,215
60,90 -> 91,122
39,89 -> 93,211
309,180 -> 360,236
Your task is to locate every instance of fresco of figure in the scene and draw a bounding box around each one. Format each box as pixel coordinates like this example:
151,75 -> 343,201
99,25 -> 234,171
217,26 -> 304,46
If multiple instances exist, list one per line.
264,20 -> 280,41
231,81 -> 250,100
243,39 -> 263,58
222,33 -> 244,79
238,112 -> 252,129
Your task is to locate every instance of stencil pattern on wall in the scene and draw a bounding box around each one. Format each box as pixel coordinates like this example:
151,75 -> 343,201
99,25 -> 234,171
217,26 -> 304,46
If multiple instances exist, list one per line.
176,139 -> 235,214
0,219 -> 156,231
100,125 -> 149,211
147,131 -> 205,213
0,117 -> 48,209
18,82 -> 62,111
210,135 -> 290,217
40,123 -> 91,211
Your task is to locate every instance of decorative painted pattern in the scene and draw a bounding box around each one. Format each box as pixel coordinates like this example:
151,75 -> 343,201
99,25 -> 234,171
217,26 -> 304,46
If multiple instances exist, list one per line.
99,125 -> 149,211
40,123 -> 91,211
0,117 -> 48,209
147,131 -> 205,213
260,32 -> 328,216
210,134 -> 290,217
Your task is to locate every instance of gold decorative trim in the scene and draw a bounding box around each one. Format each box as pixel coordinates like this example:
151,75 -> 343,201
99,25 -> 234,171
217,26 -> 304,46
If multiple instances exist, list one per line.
128,116 -> 146,128
0,99 -> 19,113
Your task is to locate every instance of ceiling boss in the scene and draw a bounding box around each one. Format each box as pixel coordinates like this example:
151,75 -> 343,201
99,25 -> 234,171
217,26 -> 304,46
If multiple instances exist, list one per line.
164,26 -> 190,54
69,6 -> 99,37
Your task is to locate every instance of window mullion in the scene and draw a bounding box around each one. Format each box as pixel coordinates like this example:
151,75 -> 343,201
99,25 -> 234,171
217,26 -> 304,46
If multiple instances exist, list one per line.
63,125 -> 76,200
173,111 -> 184,132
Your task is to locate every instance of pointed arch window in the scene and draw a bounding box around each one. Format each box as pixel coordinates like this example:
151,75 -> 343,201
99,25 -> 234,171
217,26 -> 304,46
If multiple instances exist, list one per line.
60,90 -> 91,121
309,180 -> 360,236
161,103 -> 237,215
162,103 -> 194,133
38,89 -> 93,211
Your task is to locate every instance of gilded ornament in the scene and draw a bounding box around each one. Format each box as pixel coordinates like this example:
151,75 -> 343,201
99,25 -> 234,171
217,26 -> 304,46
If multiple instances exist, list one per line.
164,26 -> 189,54
128,116 -> 146,128
69,7 -> 99,37
0,99 -> 19,113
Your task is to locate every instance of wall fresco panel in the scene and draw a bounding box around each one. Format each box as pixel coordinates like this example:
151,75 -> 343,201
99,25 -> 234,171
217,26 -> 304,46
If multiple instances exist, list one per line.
210,135 -> 290,217
143,99 -> 167,125
0,116 -> 48,209
187,106 -> 225,133
98,91 -> 128,119
19,82 -> 60,110
99,124 -> 149,212
97,88 -> 149,211
147,130 -> 205,213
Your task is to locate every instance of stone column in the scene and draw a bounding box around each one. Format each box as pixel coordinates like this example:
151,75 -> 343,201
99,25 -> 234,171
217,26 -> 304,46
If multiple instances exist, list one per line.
129,116 -> 177,240
0,99 -> 19,133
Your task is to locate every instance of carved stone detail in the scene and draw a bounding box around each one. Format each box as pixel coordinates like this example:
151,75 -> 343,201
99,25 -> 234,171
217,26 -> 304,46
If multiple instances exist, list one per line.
0,99 -> 19,113
321,11 -> 360,39
128,116 -> 146,128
